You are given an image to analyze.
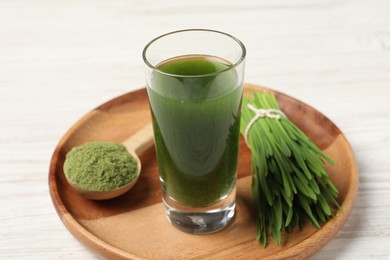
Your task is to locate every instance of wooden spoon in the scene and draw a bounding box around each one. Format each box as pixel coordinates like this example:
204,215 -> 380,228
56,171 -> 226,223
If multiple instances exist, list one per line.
66,123 -> 154,200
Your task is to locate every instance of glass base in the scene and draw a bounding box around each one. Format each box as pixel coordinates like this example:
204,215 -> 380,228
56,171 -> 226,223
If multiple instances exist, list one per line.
163,186 -> 236,234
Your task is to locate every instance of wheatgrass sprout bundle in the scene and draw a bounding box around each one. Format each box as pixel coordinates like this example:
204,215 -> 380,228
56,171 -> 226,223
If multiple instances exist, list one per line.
240,91 -> 340,247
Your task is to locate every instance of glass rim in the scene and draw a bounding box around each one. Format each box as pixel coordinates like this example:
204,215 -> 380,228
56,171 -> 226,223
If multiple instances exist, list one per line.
142,29 -> 246,78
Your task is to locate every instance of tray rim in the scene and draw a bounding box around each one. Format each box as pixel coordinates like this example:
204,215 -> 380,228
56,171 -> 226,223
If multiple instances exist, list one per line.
49,84 -> 359,259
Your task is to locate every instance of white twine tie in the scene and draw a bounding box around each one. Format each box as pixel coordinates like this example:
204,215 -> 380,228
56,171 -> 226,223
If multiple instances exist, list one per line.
244,104 -> 287,145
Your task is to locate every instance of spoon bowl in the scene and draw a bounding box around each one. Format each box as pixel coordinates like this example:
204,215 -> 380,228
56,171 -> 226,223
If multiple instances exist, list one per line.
65,124 -> 154,200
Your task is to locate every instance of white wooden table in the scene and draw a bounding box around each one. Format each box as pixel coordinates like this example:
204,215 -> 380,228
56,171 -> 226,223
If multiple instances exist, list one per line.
1,0 -> 389,259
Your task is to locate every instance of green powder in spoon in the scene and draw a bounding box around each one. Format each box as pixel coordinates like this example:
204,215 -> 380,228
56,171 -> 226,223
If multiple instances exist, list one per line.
64,142 -> 138,191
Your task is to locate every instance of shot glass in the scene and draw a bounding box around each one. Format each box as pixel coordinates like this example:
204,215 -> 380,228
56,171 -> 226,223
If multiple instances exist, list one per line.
143,29 -> 246,234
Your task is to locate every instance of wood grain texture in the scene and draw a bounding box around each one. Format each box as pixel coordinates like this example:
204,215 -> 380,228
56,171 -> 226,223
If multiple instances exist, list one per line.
1,0 -> 390,259
48,85 -> 358,259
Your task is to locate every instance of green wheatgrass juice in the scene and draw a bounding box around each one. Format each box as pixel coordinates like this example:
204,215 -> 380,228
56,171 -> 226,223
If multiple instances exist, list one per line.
147,55 -> 243,207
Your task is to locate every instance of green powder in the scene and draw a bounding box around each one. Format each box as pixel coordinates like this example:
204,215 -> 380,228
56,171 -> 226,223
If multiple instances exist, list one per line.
63,142 -> 138,191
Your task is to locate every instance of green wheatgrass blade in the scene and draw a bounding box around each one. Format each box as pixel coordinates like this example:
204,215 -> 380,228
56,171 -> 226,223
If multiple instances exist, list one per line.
274,122 -> 293,157
268,157 -> 279,176
269,178 -> 281,197
259,197 -> 268,246
298,193 -> 320,228
293,207 -> 301,229
282,120 -> 299,141
293,176 -> 317,201
290,124 -> 335,165
315,202 -> 326,222
285,206 -> 294,227
269,210 -> 282,245
306,157 -> 325,178
259,167 -> 274,206
292,164 -> 310,186
278,161 -> 292,198
241,90 -> 340,247
324,177 -> 340,195
274,196 -> 283,232
318,194 -> 332,216
320,184 -> 342,210
295,149 -> 314,180
273,150 -> 296,193
309,177 -> 321,195
280,186 -> 293,207
270,160 -> 283,187
251,168 -> 260,205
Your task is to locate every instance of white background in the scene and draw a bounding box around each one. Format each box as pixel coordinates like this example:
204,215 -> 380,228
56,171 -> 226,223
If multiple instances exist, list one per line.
1,0 -> 390,259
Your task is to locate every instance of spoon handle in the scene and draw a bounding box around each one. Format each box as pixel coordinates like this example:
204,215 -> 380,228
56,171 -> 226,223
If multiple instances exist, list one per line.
122,123 -> 154,155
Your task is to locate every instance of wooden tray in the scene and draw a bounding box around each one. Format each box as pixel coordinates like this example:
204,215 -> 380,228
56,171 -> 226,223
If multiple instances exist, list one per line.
49,84 -> 358,259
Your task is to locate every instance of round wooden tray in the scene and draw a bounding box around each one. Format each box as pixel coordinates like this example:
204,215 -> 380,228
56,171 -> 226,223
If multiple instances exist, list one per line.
49,84 -> 358,259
